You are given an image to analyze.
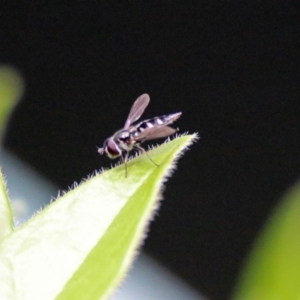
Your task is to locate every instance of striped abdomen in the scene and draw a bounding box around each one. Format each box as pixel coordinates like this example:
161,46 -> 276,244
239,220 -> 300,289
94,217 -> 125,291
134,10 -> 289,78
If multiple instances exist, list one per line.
134,113 -> 181,135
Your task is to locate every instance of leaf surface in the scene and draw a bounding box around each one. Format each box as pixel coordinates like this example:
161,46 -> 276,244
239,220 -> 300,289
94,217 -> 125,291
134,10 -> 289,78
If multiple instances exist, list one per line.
0,134 -> 198,300
233,180 -> 300,300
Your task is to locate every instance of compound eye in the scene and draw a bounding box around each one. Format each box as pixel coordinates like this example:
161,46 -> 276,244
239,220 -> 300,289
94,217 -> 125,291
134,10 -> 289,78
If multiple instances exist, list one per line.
106,139 -> 121,158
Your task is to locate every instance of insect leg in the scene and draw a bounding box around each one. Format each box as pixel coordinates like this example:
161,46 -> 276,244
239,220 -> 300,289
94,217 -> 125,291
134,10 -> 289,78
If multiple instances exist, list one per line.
121,152 -> 129,178
135,145 -> 159,167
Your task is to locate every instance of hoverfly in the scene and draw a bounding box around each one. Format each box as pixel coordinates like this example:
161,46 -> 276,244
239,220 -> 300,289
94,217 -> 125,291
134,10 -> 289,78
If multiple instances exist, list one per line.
98,94 -> 182,177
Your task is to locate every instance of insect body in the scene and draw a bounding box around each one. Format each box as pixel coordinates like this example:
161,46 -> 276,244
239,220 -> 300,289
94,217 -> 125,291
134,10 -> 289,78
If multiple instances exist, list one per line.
98,94 -> 181,177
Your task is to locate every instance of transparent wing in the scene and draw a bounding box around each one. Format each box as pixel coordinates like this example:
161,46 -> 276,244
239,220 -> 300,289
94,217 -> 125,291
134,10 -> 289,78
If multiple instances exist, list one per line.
136,126 -> 177,142
124,94 -> 150,128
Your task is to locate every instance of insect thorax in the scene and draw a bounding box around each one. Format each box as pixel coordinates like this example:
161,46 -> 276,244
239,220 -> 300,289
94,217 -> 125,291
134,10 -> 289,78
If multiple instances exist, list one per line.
114,129 -> 136,152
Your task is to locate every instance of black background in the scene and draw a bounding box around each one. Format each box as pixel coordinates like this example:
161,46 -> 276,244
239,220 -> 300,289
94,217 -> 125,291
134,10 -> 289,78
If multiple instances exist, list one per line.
2,3 -> 300,300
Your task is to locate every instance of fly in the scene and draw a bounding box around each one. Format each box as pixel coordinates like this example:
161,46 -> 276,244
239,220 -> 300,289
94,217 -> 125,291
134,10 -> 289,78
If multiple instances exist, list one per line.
98,94 -> 182,177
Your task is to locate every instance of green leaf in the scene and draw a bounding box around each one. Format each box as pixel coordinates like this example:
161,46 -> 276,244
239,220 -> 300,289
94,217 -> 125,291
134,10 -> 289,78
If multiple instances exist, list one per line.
0,66 -> 24,238
0,66 -> 24,140
0,133 -> 198,300
233,180 -> 300,300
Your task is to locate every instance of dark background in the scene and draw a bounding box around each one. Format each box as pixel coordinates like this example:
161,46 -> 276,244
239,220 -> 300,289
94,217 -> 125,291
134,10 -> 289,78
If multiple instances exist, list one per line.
1,3 -> 300,300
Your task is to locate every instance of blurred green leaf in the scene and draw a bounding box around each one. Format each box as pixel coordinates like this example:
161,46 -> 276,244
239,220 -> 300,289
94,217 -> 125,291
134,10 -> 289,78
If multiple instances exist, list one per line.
0,133 -> 197,300
233,180 -> 300,300
0,66 -> 24,238
0,66 -> 24,140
